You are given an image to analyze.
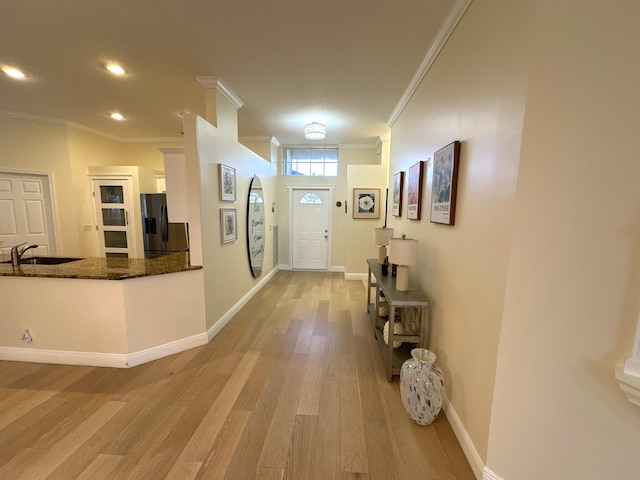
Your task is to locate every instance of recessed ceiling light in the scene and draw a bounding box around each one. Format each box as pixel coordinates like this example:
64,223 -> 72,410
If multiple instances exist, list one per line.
110,112 -> 125,121
105,63 -> 126,76
2,67 -> 27,79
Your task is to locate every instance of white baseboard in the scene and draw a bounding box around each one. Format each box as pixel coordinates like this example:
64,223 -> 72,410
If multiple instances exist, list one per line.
443,395 -> 485,480
483,467 -> 504,480
345,272 -> 367,281
125,333 -> 209,368
0,346 -> 129,368
279,264 -> 346,274
0,332 -> 209,368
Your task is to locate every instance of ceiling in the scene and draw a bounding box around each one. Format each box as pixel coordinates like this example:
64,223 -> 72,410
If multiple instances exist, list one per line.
0,0 -> 456,146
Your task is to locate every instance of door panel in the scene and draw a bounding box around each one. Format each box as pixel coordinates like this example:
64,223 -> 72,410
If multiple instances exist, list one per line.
292,189 -> 330,270
25,199 -> 46,234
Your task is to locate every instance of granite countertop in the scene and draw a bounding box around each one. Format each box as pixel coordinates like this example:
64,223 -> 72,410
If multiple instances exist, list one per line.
0,251 -> 202,280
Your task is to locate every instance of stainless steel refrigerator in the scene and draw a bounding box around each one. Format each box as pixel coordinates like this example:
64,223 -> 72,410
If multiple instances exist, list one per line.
140,193 -> 189,258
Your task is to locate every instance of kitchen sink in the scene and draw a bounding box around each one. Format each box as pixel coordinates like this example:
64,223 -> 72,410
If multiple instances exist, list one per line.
2,256 -> 83,265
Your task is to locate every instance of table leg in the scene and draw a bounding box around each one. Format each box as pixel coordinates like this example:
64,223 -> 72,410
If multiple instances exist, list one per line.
387,305 -> 395,381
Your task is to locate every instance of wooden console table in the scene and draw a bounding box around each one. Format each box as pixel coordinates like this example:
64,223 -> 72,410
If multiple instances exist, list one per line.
366,258 -> 430,381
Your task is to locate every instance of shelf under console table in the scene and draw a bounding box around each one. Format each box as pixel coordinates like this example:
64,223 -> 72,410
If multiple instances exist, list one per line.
366,258 -> 430,381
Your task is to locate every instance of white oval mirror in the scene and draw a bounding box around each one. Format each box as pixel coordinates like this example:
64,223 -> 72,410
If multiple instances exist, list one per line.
247,176 -> 264,278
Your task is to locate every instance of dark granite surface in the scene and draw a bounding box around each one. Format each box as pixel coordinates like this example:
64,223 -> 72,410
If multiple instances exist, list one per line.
0,252 -> 202,280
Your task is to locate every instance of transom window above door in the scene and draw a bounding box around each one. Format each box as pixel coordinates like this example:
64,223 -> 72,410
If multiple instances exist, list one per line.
283,147 -> 338,176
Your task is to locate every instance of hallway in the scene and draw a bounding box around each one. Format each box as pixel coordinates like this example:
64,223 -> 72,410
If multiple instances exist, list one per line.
0,270 -> 474,479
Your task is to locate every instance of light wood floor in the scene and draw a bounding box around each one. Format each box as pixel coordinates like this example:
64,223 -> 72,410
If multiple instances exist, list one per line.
0,270 -> 475,480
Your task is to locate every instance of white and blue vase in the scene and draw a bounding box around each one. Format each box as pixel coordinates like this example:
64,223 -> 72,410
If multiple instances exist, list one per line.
400,348 -> 445,425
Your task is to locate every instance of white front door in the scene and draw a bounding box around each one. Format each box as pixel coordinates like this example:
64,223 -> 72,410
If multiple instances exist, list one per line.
291,188 -> 331,270
0,172 -> 56,256
91,178 -> 136,258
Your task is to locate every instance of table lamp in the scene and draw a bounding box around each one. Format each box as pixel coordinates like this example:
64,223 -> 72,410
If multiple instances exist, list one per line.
374,227 -> 394,264
388,236 -> 418,291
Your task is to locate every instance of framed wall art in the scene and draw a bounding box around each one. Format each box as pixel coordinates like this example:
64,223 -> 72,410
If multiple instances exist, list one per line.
407,161 -> 424,220
430,140 -> 461,225
218,163 -> 236,201
353,188 -> 380,219
220,208 -> 237,243
392,171 -> 404,217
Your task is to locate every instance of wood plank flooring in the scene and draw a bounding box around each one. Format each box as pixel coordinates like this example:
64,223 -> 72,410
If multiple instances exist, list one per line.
0,270 -> 475,480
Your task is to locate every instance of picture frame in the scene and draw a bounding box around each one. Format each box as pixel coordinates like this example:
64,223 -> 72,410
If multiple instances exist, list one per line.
407,161 -> 424,220
218,163 -> 236,201
430,140 -> 461,225
220,208 -> 237,243
392,171 -> 404,217
352,188 -> 381,219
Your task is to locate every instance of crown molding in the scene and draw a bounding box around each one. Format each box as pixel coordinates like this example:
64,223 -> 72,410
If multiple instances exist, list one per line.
0,109 -> 184,144
158,147 -> 185,155
339,143 -> 379,150
196,76 -> 244,110
0,109 -> 122,142
387,0 -> 473,127
239,135 -> 281,148
124,137 -> 184,144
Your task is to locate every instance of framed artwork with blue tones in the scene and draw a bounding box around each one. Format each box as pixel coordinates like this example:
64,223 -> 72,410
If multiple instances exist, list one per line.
430,141 -> 461,225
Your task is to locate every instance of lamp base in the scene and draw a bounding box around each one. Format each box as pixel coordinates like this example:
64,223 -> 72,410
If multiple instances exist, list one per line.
396,265 -> 410,291
378,246 -> 387,264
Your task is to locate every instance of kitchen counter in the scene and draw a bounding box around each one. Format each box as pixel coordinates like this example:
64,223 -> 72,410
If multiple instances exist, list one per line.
0,251 -> 201,280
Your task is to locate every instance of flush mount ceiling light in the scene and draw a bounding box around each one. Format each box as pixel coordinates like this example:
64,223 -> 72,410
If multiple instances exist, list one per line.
2,67 -> 27,79
110,112 -> 125,121
304,122 -> 326,140
105,63 -> 126,76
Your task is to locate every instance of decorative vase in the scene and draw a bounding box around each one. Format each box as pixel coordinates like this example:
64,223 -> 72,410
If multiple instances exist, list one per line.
400,348 -> 445,425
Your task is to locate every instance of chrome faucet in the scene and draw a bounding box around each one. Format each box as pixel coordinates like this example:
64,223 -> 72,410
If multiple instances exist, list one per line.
10,242 -> 38,267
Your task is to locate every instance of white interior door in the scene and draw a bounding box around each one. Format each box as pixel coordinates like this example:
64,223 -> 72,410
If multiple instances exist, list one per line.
291,188 -> 331,270
91,178 -> 136,258
0,172 -> 56,256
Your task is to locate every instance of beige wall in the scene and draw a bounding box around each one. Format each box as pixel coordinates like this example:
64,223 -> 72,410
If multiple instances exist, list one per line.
345,141 -> 389,275
0,114 -> 381,272
121,142 -> 183,171
389,0 -> 528,463
0,117 -> 80,255
0,115 -> 183,257
0,270 -> 205,365
183,109 -> 277,332
277,146 -> 380,270
487,0 -> 640,479
390,0 -> 640,477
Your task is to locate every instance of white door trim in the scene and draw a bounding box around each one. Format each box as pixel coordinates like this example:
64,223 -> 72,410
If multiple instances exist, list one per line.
0,169 -> 59,255
287,185 -> 334,270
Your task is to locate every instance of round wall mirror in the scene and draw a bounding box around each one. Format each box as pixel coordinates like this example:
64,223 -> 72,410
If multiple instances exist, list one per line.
246,176 -> 265,278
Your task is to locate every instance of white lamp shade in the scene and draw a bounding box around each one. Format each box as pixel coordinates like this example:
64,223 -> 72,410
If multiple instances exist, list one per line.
374,227 -> 394,246
388,238 -> 418,266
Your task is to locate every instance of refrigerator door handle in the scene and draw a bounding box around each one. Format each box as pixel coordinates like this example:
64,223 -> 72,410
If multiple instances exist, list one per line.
161,204 -> 169,241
